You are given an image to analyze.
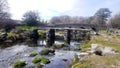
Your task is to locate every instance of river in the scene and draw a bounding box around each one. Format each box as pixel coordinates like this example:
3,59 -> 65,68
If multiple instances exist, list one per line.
0,40 -> 81,68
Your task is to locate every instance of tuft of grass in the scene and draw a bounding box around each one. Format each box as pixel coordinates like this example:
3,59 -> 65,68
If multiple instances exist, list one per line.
8,32 -> 19,40
29,52 -> 38,57
72,60 -> 90,68
13,61 -> 26,68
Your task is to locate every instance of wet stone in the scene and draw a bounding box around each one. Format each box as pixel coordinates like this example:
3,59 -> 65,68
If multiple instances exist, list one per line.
46,29 -> 55,47
30,29 -> 39,40
62,59 -> 68,62
64,30 -> 71,45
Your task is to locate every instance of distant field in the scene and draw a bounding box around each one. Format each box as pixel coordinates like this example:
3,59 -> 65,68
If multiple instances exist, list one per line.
16,26 -> 37,30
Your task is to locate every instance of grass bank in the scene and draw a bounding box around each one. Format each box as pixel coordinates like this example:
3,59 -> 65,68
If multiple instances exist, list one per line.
81,31 -> 120,52
72,54 -> 120,68
72,31 -> 120,68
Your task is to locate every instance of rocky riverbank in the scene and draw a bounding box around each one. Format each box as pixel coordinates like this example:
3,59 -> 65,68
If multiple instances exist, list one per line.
72,31 -> 120,68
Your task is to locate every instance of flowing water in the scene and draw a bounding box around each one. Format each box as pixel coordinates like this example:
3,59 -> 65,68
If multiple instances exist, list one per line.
0,40 -> 81,68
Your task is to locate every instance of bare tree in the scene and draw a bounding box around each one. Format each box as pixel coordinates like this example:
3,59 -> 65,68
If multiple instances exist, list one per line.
50,16 -> 62,24
50,15 -> 89,24
108,12 -> 120,29
85,16 -> 94,24
59,15 -> 71,24
50,15 -> 71,24
0,0 -> 11,30
74,16 -> 88,24
0,0 -> 10,19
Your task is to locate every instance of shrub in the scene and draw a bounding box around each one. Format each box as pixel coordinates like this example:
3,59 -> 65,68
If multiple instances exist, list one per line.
8,32 -> 19,40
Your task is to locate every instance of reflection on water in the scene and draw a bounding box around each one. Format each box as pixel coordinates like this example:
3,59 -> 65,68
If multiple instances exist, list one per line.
0,40 -> 80,68
38,40 -> 65,45
38,40 -> 81,50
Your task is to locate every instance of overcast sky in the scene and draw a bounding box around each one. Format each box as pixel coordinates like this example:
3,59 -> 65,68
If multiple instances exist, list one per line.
9,0 -> 120,20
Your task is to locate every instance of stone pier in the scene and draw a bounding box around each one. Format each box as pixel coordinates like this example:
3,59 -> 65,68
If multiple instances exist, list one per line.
30,29 -> 39,40
64,29 -> 71,45
46,29 -> 55,47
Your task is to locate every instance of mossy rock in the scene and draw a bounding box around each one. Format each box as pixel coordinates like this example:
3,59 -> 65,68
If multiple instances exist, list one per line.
29,52 -> 38,57
52,44 -> 65,49
32,57 -> 50,64
36,62 -> 42,68
39,49 -> 55,55
40,57 -> 50,64
32,57 -> 41,64
13,61 -> 26,68
49,49 -> 55,53
39,49 -> 50,55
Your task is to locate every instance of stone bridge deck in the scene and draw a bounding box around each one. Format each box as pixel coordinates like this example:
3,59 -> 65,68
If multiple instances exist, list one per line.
36,27 -> 91,31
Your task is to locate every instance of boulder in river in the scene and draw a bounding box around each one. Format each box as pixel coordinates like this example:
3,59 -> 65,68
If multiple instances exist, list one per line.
13,61 -> 26,68
39,49 -> 55,55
